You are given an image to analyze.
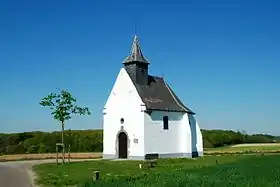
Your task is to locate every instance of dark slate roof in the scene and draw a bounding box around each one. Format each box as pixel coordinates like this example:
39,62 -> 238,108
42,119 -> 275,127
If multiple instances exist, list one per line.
123,35 -> 150,64
134,75 -> 195,114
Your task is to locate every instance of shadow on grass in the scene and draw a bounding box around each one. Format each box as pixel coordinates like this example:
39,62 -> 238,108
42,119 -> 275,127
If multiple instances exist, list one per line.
80,155 -> 280,187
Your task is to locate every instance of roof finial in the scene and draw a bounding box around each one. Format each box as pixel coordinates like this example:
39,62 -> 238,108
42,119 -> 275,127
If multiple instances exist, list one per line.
134,23 -> 137,38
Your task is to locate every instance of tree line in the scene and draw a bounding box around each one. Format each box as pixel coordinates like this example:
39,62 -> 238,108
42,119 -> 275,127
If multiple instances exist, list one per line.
0,129 -> 278,155
202,129 -> 279,148
0,129 -> 102,155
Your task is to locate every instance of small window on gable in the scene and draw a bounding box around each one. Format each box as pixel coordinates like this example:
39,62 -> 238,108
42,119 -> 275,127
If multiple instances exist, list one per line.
163,116 -> 169,130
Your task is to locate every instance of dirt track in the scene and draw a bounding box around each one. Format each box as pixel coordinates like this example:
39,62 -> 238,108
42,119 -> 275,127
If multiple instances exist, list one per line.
0,152 -> 102,161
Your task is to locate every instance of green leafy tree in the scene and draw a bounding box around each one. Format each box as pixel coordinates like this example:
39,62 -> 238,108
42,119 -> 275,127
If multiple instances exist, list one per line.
39,89 -> 91,163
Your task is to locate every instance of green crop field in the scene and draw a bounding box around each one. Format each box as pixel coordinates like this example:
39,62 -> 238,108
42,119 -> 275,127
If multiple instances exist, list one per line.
33,154 -> 280,187
203,144 -> 280,156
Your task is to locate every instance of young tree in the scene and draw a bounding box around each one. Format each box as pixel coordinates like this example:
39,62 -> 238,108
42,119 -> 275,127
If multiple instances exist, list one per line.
40,89 -> 91,164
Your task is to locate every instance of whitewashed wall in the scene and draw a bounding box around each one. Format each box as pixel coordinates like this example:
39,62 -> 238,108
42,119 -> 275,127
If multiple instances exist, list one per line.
103,68 -> 145,158
188,114 -> 203,156
144,111 -> 185,155
182,113 -> 193,154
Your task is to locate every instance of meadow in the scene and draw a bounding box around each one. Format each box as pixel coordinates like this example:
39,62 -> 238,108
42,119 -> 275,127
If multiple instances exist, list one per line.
33,154 -> 280,187
204,143 -> 280,155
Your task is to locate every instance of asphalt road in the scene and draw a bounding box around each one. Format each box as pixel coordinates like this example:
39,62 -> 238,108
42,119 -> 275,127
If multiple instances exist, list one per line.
0,165 -> 32,187
0,158 -> 99,187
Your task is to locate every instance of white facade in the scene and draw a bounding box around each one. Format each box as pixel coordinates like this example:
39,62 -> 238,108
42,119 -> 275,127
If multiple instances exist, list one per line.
103,68 -> 145,159
103,68 -> 203,160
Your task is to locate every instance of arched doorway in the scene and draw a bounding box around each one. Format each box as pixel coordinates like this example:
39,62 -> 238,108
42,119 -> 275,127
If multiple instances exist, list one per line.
118,132 -> 128,158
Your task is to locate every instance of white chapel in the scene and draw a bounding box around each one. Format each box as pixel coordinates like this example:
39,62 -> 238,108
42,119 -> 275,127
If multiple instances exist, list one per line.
103,35 -> 203,160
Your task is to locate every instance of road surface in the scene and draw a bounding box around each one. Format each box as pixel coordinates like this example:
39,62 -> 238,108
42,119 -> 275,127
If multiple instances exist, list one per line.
0,159 -> 99,187
0,165 -> 32,187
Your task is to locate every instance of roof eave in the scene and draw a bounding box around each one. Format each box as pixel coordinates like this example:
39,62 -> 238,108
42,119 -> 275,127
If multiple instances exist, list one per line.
145,108 -> 196,116
188,111 -> 196,115
145,108 -> 187,113
123,60 -> 150,64
122,57 -> 150,64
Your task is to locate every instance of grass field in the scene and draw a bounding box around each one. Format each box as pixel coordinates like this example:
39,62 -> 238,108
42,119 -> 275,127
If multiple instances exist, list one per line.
204,143 -> 280,154
231,143 -> 280,147
33,154 -> 280,187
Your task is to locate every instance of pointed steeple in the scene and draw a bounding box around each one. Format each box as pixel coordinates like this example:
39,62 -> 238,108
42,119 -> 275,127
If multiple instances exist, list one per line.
123,35 -> 150,64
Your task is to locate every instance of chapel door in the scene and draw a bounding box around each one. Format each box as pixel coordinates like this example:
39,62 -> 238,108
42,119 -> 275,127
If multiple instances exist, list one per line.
118,132 -> 128,158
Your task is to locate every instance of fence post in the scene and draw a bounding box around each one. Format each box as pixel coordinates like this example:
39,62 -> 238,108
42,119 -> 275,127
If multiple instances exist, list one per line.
56,145 -> 58,167
93,171 -> 100,181
68,145 -> 71,164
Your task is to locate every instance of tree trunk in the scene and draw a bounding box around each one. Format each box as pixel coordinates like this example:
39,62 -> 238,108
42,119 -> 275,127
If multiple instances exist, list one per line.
61,121 -> 65,164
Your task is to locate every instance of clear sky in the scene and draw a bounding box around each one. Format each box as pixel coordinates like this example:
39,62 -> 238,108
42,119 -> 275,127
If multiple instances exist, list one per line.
0,0 -> 279,135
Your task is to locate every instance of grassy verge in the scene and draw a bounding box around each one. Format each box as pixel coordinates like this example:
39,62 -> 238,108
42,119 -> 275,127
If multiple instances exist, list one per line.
33,155 -> 254,186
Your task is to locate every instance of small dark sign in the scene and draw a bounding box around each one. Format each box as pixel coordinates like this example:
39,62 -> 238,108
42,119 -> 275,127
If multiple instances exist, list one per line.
134,138 -> 138,143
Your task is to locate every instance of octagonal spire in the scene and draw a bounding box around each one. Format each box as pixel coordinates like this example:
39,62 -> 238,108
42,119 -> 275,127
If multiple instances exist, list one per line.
123,35 -> 150,64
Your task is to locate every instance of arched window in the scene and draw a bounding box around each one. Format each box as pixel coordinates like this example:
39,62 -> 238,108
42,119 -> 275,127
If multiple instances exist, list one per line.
163,116 -> 169,130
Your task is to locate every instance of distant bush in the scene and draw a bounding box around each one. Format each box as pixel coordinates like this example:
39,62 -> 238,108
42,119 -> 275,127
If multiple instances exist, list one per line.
0,129 -> 278,154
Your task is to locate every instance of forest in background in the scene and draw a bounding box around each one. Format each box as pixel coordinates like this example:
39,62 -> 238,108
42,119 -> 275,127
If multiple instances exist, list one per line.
0,129 -> 279,155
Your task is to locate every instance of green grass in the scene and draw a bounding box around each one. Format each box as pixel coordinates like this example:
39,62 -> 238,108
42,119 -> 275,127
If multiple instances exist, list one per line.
87,155 -> 280,187
34,154 -> 280,187
34,155 -> 254,186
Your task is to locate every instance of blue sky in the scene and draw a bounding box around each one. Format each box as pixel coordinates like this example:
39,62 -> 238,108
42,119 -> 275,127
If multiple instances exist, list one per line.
0,0 -> 279,135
